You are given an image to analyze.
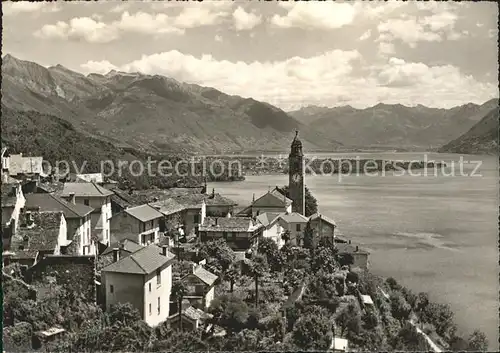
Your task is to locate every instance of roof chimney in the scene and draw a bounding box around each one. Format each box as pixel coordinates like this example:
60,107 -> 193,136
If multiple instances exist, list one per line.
113,248 -> 120,262
68,192 -> 76,205
348,240 -> 351,244
215,218 -> 218,226
212,188 -> 215,197
162,245 -> 169,256
355,245 -> 358,252
252,193 -> 255,203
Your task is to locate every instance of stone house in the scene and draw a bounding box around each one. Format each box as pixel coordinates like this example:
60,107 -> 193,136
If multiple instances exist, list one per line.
179,264 -> 218,310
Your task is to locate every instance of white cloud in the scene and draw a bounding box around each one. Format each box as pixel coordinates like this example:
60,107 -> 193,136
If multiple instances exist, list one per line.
81,60 -> 118,74
476,23 -> 484,28
378,42 -> 396,56
3,1 -> 60,16
359,30 -> 372,41
78,50 -> 496,110
377,18 -> 442,47
215,34 -> 223,42
232,7 -> 262,31
488,29 -> 497,39
116,11 -> 184,35
174,7 -> 228,29
35,17 -> 119,44
447,30 -> 469,41
34,11 -> 185,43
110,3 -> 129,13
271,2 -> 357,30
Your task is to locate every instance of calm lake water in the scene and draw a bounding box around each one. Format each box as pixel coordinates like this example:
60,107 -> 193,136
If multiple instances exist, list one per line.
208,152 -> 499,349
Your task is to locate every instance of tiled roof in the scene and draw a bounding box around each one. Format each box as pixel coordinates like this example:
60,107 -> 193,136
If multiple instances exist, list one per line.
256,212 -> 282,227
204,193 -> 237,206
4,175 -> 20,184
150,198 -> 186,215
37,181 -> 65,194
192,266 -> 218,286
124,204 -> 164,222
6,249 -> 39,260
61,182 -> 113,197
183,306 -> 213,321
336,243 -> 370,255
8,154 -> 43,175
76,173 -> 104,183
1,183 -> 18,207
25,193 -> 93,219
11,211 -> 63,253
252,188 -> 292,208
199,217 -> 261,232
102,244 -> 175,275
110,194 -> 132,209
279,212 -> 309,223
309,213 -> 337,227
102,238 -> 144,256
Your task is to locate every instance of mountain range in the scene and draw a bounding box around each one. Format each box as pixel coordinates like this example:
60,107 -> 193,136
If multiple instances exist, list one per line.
289,99 -> 498,150
438,106 -> 498,155
1,54 -> 339,154
1,54 -> 498,155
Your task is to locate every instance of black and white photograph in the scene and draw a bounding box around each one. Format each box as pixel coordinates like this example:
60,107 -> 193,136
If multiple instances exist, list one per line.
1,0 -> 498,352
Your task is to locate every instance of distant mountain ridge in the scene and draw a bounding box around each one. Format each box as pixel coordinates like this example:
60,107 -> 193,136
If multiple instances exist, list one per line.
289,99 -> 498,150
1,54 -> 341,154
438,106 -> 498,155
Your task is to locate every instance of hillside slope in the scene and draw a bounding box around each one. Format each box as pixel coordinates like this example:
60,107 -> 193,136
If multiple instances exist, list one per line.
1,54 -> 341,153
438,107 -> 498,155
289,99 -> 498,149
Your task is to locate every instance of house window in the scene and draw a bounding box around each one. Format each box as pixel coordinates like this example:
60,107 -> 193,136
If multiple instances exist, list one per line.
110,285 -> 114,293
142,223 -> 146,232
223,232 -> 227,240
149,283 -> 152,292
84,199 -> 90,206
149,303 -> 152,316
194,214 -> 200,224
296,224 -> 301,232
156,269 -> 161,286
158,297 -> 161,314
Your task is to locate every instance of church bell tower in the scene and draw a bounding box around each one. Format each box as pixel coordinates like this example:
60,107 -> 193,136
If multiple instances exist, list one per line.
289,130 -> 305,215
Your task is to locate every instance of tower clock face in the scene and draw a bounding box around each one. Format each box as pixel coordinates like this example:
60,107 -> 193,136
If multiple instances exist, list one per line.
292,173 -> 302,183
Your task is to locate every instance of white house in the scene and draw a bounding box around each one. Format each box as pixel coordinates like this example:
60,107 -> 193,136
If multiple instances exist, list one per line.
60,182 -> 113,246
101,244 -> 176,327
277,212 -> 309,246
24,193 -> 95,255
1,180 -> 26,248
256,212 -> 286,249
110,204 -> 164,246
237,187 -> 292,217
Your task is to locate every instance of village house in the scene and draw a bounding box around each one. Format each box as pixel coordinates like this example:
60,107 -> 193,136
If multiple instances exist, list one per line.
308,212 -> 345,245
237,187 -> 292,217
169,306 -> 213,332
3,152 -> 45,182
98,238 -> 144,272
179,263 -> 218,310
5,211 -> 68,266
101,244 -> 175,327
1,180 -> 26,249
60,182 -> 113,246
256,212 -> 286,249
203,188 -> 237,217
330,337 -> 349,352
278,212 -> 309,246
336,243 -> 370,270
24,193 -> 95,255
109,204 -> 165,246
198,216 -> 264,254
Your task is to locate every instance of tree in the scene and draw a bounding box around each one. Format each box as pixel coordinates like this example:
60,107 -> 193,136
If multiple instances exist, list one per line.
415,292 -> 429,313
280,185 -> 318,217
171,281 -> 187,330
209,294 -> 249,334
225,263 -> 239,293
385,277 -> 401,291
390,293 -> 411,323
337,253 -> 354,267
292,310 -> 332,350
336,302 -> 362,338
302,221 -> 314,250
107,302 -> 142,327
199,239 -> 235,274
281,229 -> 291,244
468,329 -> 488,351
246,254 -> 269,307
310,243 -> 338,273
257,236 -> 283,272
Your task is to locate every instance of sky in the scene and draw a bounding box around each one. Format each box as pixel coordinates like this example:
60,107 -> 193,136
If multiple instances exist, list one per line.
3,0 -> 499,110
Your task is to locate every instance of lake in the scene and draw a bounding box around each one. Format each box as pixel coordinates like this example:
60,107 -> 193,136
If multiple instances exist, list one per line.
208,152 -> 499,349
